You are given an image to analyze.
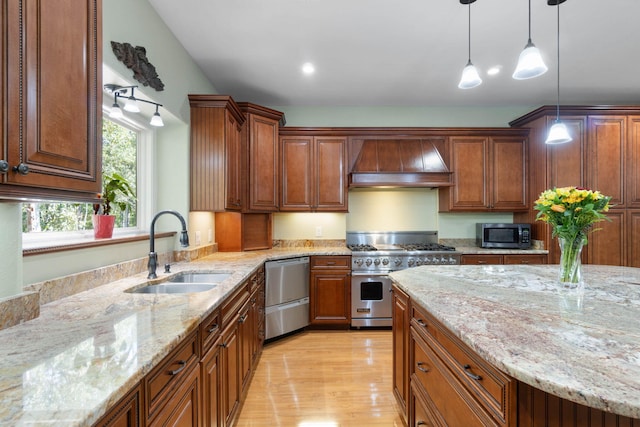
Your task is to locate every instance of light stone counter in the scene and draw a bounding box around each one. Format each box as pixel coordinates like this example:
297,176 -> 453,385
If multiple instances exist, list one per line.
0,247 -> 349,426
389,264 -> 640,419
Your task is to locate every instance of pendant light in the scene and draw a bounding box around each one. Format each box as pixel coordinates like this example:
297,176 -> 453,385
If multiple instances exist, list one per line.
513,0 -> 548,80
458,0 -> 482,89
545,0 -> 571,145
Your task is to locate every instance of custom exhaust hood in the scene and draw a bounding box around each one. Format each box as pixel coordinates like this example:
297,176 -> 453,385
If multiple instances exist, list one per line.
349,139 -> 453,188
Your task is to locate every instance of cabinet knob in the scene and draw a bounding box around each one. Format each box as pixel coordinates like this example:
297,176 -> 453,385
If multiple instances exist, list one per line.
0,160 -> 8,174
13,163 -> 29,175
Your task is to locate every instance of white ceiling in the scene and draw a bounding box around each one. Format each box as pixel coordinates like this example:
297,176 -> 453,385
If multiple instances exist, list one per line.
148,0 -> 640,108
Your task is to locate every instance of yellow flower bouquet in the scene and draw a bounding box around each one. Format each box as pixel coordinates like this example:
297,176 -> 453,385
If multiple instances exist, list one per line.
534,186 -> 611,285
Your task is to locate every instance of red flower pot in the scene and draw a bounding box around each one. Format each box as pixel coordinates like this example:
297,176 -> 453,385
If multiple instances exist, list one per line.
92,214 -> 116,239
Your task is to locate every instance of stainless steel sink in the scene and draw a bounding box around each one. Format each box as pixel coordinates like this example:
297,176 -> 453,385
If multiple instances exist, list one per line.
168,272 -> 232,283
128,272 -> 232,294
131,283 -> 218,294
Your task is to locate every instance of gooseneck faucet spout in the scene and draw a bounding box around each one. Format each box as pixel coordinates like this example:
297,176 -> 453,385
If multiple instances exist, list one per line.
148,210 -> 189,279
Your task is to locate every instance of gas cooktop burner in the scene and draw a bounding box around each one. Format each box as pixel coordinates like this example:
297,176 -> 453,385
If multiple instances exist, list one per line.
347,244 -> 377,251
398,243 -> 457,251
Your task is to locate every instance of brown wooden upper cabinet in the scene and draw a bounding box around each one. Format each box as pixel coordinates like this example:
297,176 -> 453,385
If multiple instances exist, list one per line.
510,106 -> 640,267
280,135 -> 348,212
189,95 -> 245,211
237,103 -> 285,212
439,131 -> 528,212
1,0 -> 102,202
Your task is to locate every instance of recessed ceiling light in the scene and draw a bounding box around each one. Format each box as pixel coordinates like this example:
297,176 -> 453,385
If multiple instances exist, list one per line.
302,62 -> 315,75
487,66 -> 502,76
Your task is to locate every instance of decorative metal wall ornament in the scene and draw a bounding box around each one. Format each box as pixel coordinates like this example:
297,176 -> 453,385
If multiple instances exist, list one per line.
110,41 -> 165,91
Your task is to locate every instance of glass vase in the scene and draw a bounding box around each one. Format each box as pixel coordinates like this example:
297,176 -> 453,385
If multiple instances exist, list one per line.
557,236 -> 585,288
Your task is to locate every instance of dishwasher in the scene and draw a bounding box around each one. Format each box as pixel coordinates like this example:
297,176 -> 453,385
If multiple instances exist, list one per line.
265,256 -> 310,340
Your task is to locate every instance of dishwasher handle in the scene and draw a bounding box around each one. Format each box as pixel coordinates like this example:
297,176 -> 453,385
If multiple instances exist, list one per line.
266,256 -> 310,267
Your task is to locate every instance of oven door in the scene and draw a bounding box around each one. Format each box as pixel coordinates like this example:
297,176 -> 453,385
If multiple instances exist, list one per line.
351,272 -> 393,328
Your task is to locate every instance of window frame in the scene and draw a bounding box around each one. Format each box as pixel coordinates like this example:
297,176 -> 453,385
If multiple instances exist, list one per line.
22,108 -> 156,250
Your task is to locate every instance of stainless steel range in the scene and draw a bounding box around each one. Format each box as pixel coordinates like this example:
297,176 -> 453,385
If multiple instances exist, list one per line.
348,231 -> 460,328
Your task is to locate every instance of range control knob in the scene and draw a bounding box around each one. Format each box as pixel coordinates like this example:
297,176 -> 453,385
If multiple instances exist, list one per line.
415,258 -> 423,266
407,258 -> 415,266
366,258 -> 373,266
374,258 -> 381,266
382,258 -> 389,266
354,258 -> 364,267
393,258 -> 403,267
449,257 -> 458,265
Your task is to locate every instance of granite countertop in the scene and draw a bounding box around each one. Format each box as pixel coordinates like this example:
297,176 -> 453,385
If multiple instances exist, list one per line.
389,264 -> 640,419
0,247 -> 349,426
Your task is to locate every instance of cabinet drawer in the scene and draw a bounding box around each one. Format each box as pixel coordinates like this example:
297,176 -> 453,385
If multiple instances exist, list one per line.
411,304 -> 513,425
146,330 -> 199,421
200,309 -> 221,355
310,255 -> 351,269
503,254 -> 547,264
221,281 -> 250,326
411,328 -> 499,427
460,254 -> 504,265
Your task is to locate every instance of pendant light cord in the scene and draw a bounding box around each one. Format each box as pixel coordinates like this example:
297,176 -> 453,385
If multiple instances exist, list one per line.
527,0 -> 532,41
556,1 -> 561,120
468,2 -> 471,61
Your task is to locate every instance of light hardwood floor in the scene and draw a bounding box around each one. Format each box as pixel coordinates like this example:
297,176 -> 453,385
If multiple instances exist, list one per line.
235,329 -> 405,427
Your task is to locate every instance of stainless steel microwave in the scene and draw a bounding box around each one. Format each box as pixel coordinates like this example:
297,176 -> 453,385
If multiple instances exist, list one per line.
476,223 -> 532,249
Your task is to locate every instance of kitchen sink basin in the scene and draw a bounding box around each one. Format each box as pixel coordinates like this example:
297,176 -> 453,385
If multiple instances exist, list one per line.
127,271 -> 232,294
168,272 -> 232,283
130,283 -> 218,294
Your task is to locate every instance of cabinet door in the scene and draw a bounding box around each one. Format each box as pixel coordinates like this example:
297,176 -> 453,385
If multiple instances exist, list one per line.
239,299 -> 253,393
247,115 -> 279,211
148,366 -> 201,427
280,136 -> 313,210
490,137 -> 527,211
627,117 -> 640,208
202,337 -> 222,427
221,319 -> 241,426
314,137 -> 348,211
392,285 -> 410,424
3,0 -> 101,200
225,111 -> 243,210
587,116 -> 626,207
447,137 -> 489,210
587,210 -> 625,266
93,383 -> 142,427
628,210 -> 640,267
310,270 -> 350,325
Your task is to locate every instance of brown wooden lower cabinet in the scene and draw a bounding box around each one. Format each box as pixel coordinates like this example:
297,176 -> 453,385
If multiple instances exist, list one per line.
461,253 -> 547,265
309,256 -> 351,327
95,270 -> 264,427
93,383 -> 143,427
399,293 -> 640,426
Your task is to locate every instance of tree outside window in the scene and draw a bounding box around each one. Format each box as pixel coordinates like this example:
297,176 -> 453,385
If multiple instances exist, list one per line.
22,118 -> 138,232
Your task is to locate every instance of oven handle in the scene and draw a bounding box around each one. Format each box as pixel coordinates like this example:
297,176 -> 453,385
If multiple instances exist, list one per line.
351,271 -> 393,277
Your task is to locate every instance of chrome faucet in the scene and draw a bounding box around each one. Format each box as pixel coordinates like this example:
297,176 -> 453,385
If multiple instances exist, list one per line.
148,210 -> 190,279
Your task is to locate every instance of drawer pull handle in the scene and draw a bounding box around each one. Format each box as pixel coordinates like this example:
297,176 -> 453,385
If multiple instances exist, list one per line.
417,319 -> 427,328
326,262 -> 336,265
463,364 -> 482,381
169,360 -> 187,375
208,323 -> 219,333
417,422 -> 427,426
477,261 -> 487,264
238,314 -> 247,324
416,362 -> 429,373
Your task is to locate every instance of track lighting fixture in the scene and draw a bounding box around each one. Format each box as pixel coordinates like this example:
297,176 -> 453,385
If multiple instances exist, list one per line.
544,0 -> 571,145
104,84 -> 164,127
458,0 -> 482,90
513,0 -> 548,80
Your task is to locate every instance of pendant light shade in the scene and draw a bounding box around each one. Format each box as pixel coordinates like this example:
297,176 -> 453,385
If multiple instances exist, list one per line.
150,104 -> 164,127
545,121 -> 572,144
458,0 -> 482,89
545,0 -> 571,145
109,102 -> 123,119
513,40 -> 548,79
459,60 -> 482,89
513,0 -> 548,80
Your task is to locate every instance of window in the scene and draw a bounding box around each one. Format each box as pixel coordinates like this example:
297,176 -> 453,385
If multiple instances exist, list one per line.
22,117 -> 140,234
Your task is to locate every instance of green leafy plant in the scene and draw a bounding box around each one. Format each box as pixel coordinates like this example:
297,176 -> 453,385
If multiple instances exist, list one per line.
94,172 -> 136,216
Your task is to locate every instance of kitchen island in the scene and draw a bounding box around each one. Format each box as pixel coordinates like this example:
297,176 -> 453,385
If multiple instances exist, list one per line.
390,264 -> 640,425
